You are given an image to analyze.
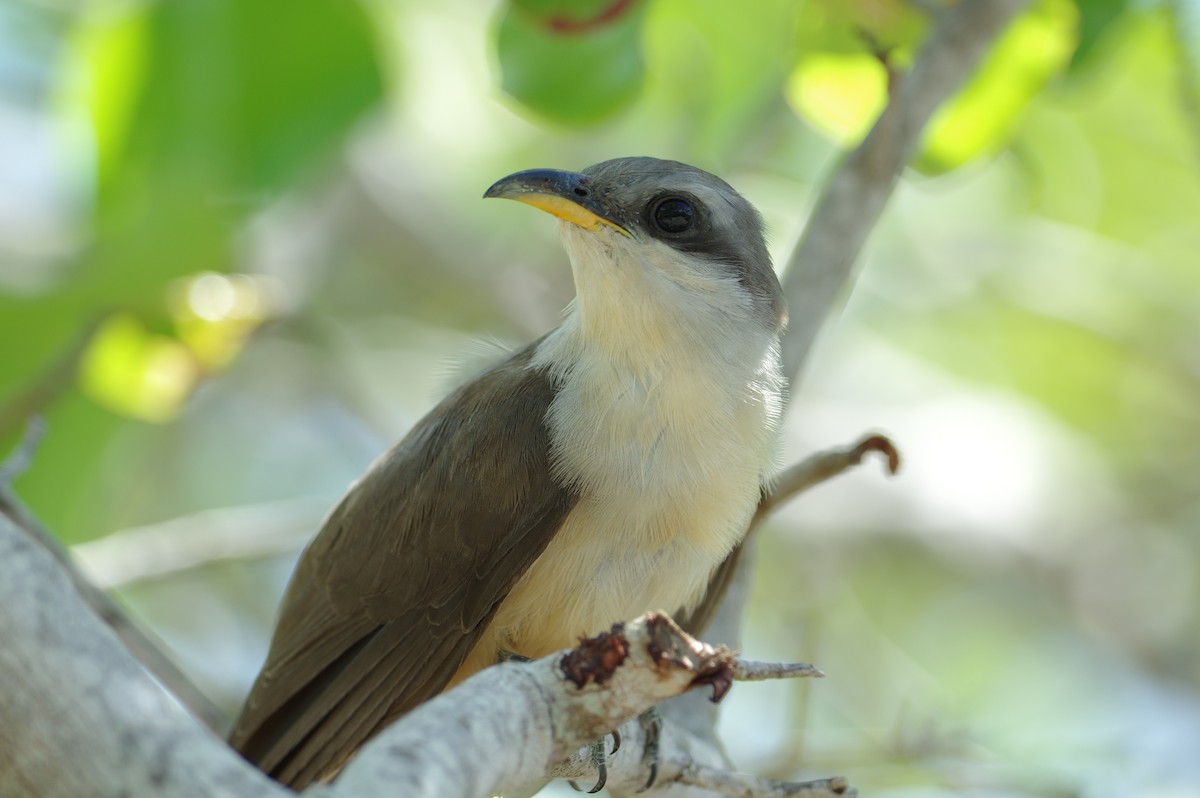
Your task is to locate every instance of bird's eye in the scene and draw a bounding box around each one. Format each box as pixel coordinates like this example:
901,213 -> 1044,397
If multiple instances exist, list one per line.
652,197 -> 694,234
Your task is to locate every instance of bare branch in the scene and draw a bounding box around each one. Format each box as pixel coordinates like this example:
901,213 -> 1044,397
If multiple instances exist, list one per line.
676,1 -> 1032,782
676,764 -> 855,798
779,0 -> 1032,384
0,512 -> 282,798
320,614 -> 776,798
547,629 -> 830,796
71,497 -> 327,589
0,419 -> 228,734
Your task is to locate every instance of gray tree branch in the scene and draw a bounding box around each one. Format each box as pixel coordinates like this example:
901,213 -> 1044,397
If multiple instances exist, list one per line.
1,513 -> 841,798
779,0 -> 1031,384
0,419 -> 227,733
0,512 -> 283,798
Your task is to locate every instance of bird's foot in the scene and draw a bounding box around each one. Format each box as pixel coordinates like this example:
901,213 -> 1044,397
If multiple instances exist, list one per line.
568,731 -> 620,794
566,707 -> 660,794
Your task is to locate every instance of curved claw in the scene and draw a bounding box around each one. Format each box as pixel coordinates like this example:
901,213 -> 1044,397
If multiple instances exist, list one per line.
568,737 -> 609,794
640,708 -> 663,791
610,728 -> 621,756
643,760 -> 658,792
588,761 -> 608,794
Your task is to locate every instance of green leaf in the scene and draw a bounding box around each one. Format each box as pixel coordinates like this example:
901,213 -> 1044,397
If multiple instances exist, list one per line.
495,0 -> 645,126
72,0 -> 384,306
1071,0 -> 1132,70
785,51 -> 887,146
647,0 -> 803,162
877,298 -> 1195,455
79,312 -> 197,424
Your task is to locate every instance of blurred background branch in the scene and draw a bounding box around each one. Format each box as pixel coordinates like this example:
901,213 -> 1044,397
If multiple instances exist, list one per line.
780,0 -> 1029,382
1,0 -> 1199,796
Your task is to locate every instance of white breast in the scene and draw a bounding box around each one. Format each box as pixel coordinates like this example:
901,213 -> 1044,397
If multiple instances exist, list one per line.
488,312 -> 782,660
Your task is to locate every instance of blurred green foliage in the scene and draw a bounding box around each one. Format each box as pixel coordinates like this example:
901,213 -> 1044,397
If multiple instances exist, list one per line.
496,0 -> 647,124
1,0 -> 1198,795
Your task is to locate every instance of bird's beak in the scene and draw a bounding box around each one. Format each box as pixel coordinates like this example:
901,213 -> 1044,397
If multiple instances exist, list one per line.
484,169 -> 632,237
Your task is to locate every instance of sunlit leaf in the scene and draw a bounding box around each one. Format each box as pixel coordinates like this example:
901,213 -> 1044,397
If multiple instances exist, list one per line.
917,0 -> 1077,173
65,7 -> 148,186
80,313 -> 197,423
784,0 -> 1071,168
495,0 -> 645,126
784,0 -> 926,147
1019,14 -> 1200,241
785,52 -> 887,146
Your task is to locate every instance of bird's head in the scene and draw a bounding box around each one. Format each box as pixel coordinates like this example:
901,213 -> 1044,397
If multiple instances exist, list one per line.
485,157 -> 786,342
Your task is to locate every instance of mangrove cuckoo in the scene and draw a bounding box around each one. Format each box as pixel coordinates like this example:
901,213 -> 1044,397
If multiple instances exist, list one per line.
230,157 -> 786,787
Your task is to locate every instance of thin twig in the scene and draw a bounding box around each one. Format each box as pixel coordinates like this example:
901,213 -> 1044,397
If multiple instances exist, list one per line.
733,659 -> 825,682
0,414 -> 44,484
71,496 -> 326,589
754,434 -> 900,528
676,762 -> 855,798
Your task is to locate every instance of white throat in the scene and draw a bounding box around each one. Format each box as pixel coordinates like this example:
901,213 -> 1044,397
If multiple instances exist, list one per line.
531,221 -> 784,551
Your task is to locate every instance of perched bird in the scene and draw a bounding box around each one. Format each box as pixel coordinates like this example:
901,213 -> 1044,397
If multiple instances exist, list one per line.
229,157 -> 787,787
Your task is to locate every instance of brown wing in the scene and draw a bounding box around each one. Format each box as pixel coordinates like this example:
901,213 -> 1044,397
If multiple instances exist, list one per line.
675,543 -> 744,637
229,341 -> 577,787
